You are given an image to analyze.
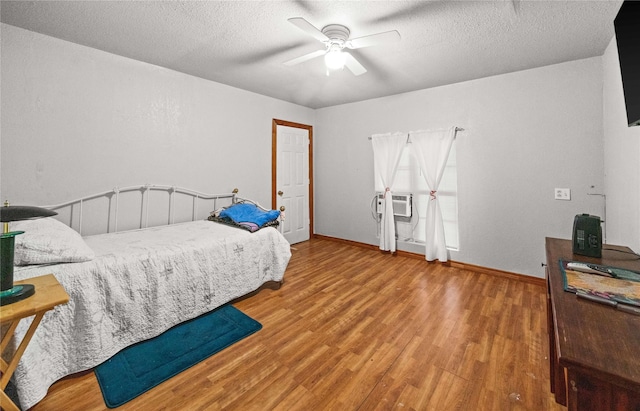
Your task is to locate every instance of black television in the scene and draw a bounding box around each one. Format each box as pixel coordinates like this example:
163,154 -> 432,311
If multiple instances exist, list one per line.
614,1 -> 640,127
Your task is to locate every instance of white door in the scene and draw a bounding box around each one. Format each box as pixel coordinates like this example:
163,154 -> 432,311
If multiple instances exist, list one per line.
276,124 -> 310,244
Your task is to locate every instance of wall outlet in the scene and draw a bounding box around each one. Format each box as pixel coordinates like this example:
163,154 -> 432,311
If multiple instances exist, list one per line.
555,188 -> 571,200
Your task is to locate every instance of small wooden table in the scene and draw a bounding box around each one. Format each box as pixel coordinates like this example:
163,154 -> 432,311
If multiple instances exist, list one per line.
545,238 -> 640,410
0,274 -> 69,411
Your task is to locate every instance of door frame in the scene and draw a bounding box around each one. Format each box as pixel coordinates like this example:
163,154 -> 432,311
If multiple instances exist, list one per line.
272,119 -> 314,239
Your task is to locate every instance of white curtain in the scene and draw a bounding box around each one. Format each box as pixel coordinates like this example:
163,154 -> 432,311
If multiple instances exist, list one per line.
409,127 -> 456,262
371,132 -> 407,252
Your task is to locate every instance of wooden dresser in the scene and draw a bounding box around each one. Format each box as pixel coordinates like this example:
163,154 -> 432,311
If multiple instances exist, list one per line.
545,237 -> 640,410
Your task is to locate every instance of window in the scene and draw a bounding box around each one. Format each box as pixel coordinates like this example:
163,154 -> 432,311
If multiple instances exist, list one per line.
374,141 -> 459,250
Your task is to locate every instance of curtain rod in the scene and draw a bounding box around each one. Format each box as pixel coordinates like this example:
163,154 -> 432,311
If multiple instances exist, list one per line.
367,127 -> 464,140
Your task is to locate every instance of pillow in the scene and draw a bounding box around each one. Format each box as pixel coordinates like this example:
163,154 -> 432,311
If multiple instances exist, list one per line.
10,217 -> 95,265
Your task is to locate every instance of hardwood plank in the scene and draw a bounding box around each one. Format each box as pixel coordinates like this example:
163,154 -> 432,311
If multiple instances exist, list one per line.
28,237 -> 564,411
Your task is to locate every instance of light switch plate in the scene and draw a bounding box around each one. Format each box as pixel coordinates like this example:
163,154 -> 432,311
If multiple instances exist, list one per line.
555,188 -> 571,200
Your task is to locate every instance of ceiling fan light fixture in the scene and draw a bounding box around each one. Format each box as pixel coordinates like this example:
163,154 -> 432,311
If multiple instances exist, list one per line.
324,45 -> 345,71
286,18 -> 393,76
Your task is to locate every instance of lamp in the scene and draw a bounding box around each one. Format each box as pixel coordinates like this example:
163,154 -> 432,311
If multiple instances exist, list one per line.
1,202 -> 57,306
324,44 -> 346,71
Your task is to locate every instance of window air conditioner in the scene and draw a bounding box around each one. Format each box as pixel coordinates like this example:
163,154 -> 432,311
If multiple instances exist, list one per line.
376,193 -> 412,217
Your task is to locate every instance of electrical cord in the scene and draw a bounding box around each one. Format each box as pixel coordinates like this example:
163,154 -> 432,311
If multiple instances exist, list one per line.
370,194 -> 380,221
400,198 -> 419,243
410,199 -> 419,237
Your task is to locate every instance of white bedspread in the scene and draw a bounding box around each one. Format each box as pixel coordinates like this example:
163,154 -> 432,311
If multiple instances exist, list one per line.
9,220 -> 291,410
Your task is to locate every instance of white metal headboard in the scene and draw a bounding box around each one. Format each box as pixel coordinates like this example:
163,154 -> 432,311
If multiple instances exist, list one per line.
42,184 -> 243,235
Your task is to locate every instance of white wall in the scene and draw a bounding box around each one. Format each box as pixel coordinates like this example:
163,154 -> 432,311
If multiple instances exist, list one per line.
314,57 -> 605,278
602,36 -> 640,252
0,24 -> 314,209
4,23 -> 633,278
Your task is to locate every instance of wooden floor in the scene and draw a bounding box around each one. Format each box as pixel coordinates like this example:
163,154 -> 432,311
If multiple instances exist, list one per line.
29,237 -> 564,411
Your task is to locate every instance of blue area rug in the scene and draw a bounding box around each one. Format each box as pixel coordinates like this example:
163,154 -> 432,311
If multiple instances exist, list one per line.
95,305 -> 261,408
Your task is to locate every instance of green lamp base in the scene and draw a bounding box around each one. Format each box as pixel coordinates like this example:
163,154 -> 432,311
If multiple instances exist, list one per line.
0,284 -> 35,306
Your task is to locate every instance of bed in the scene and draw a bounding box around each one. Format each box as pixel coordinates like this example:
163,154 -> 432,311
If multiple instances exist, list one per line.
4,185 -> 291,410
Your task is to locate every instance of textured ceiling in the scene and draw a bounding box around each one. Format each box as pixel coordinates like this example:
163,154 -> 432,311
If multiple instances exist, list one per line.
0,0 -> 623,109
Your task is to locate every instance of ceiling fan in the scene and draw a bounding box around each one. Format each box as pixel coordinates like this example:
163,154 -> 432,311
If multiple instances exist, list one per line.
283,17 -> 401,76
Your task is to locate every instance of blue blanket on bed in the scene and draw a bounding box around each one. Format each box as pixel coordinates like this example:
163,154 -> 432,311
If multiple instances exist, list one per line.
219,203 -> 280,232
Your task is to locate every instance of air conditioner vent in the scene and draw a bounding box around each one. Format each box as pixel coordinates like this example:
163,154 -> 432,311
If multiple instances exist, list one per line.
376,193 -> 412,217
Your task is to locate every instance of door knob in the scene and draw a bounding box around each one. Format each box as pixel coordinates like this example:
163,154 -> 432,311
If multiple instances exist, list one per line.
277,191 -> 283,196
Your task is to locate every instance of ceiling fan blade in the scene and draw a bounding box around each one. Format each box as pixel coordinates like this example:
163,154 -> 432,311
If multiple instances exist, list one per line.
343,52 -> 367,76
283,49 -> 326,66
347,30 -> 401,49
367,1 -> 446,24
292,0 -> 318,15
232,41 -> 309,64
510,0 -> 521,15
288,17 -> 329,43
